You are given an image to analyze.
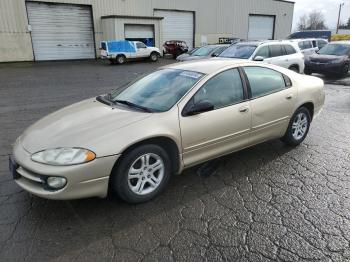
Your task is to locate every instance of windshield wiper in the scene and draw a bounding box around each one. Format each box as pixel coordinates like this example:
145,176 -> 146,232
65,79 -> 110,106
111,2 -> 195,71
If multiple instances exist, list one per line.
113,100 -> 153,113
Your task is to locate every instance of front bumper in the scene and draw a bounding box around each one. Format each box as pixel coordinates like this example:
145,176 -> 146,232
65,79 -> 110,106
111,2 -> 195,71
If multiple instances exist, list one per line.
11,142 -> 120,200
305,62 -> 344,74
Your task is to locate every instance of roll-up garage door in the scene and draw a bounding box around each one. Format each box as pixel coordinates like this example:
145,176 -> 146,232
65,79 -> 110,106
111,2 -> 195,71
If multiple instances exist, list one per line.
154,10 -> 194,48
125,25 -> 154,39
248,15 -> 275,41
26,2 -> 95,61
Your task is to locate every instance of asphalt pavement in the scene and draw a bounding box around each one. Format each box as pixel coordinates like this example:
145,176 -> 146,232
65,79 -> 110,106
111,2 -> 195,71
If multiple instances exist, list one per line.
0,59 -> 350,262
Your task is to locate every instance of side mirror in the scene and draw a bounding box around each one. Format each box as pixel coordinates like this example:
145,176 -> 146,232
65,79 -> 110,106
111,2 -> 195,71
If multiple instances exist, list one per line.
254,56 -> 264,61
211,53 -> 218,57
183,100 -> 214,116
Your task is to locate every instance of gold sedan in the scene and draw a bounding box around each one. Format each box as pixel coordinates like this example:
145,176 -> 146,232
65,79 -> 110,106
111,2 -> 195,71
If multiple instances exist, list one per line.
10,59 -> 325,203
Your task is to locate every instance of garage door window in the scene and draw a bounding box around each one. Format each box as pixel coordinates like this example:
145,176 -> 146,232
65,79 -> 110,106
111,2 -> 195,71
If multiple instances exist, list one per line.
244,67 -> 286,98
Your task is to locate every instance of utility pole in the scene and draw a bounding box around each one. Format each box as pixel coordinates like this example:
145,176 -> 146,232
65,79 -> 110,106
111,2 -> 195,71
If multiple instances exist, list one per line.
336,3 -> 345,34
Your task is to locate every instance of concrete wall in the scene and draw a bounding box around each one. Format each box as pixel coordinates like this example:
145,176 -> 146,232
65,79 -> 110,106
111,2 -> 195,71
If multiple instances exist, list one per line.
0,0 -> 294,62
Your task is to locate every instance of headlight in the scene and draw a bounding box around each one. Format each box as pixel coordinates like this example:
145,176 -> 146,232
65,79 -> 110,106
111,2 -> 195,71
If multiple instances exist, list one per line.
330,59 -> 343,64
31,148 -> 96,166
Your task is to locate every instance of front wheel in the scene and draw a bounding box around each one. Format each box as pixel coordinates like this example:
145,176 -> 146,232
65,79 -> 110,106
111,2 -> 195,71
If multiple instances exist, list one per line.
341,63 -> 349,76
281,107 -> 311,146
150,52 -> 159,62
304,68 -> 312,75
110,144 -> 171,203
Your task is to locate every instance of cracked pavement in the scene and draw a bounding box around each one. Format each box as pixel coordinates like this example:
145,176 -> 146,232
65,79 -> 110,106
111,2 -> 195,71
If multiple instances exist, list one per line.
0,59 -> 350,261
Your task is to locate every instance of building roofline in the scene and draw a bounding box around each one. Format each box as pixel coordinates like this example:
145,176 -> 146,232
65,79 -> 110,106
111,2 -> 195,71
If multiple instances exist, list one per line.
101,15 -> 164,20
274,0 -> 295,4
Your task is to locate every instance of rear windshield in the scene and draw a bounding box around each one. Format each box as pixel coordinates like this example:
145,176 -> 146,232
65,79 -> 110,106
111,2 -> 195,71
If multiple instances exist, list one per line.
219,45 -> 257,59
192,46 -> 217,56
318,44 -> 350,56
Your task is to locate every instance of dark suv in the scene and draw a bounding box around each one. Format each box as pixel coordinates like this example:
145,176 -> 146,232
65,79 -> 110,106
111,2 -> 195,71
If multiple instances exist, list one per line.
163,40 -> 189,58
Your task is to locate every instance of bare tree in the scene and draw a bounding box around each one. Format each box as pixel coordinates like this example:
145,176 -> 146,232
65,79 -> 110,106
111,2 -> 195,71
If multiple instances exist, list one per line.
297,14 -> 308,31
296,10 -> 328,31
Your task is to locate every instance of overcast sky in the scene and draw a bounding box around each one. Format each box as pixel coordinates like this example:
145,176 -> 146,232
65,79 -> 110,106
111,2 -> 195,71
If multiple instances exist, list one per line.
292,0 -> 350,30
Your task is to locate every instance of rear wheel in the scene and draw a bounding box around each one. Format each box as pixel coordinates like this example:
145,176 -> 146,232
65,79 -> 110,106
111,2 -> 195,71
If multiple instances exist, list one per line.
289,66 -> 299,73
281,107 -> 311,146
116,55 -> 126,64
304,68 -> 312,75
110,144 -> 171,203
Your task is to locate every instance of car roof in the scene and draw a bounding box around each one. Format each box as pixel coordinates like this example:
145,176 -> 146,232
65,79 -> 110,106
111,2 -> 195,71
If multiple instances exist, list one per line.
162,58 -> 247,74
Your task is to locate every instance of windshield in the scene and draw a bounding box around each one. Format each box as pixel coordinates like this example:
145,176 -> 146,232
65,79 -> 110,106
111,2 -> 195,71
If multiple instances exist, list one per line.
110,69 -> 204,112
318,44 -> 350,56
219,45 -> 257,59
192,46 -> 217,56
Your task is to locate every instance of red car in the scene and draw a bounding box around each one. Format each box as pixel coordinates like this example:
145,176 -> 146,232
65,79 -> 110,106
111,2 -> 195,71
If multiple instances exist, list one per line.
163,40 -> 189,58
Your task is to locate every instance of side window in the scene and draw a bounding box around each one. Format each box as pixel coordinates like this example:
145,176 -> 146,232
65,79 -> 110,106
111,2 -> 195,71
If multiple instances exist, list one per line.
303,41 -> 312,49
137,42 -> 146,49
193,69 -> 244,109
269,45 -> 285,57
255,46 -> 269,58
312,40 -> 317,48
244,67 -> 287,98
298,42 -> 304,50
284,45 -> 296,55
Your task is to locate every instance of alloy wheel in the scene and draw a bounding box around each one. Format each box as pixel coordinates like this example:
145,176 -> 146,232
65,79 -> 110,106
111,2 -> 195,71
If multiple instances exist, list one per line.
292,112 -> 308,140
127,153 -> 164,195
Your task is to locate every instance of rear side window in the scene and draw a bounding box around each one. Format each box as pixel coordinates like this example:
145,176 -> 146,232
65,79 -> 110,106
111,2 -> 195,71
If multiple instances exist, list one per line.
284,45 -> 297,55
317,40 -> 327,49
193,69 -> 244,109
303,41 -> 312,49
269,45 -> 285,57
244,67 -> 287,98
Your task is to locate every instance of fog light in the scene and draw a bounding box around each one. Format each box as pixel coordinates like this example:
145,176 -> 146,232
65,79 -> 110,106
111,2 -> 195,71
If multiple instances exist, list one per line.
47,177 -> 67,189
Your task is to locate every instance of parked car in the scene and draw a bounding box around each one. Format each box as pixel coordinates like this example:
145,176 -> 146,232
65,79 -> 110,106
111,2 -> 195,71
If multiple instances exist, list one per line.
176,44 -> 229,61
163,40 -> 189,58
100,40 -> 161,64
218,41 -> 305,73
10,59 -> 325,203
287,30 -> 332,41
304,41 -> 350,76
289,39 -> 328,56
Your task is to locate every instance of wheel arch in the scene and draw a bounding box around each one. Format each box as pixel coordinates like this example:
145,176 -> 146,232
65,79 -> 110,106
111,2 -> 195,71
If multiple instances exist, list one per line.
298,102 -> 314,120
112,136 -> 181,176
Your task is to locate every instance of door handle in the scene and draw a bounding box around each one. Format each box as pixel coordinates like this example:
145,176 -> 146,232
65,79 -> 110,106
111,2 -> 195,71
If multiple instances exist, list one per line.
286,94 -> 293,100
239,106 -> 249,113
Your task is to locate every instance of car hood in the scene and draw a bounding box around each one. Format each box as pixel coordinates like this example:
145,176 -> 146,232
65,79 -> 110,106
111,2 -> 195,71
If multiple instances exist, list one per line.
20,98 -> 151,154
309,54 -> 346,63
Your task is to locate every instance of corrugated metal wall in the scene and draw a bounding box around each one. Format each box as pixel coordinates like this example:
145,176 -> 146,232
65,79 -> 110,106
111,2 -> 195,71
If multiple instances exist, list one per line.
0,0 -> 294,62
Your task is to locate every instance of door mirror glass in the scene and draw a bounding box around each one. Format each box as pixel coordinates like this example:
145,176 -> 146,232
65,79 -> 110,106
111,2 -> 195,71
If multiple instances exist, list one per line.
184,100 -> 214,116
211,52 -> 218,57
254,56 -> 264,61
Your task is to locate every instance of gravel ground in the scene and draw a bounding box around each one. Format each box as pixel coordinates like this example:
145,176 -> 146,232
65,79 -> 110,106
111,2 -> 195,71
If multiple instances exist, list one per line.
0,59 -> 350,262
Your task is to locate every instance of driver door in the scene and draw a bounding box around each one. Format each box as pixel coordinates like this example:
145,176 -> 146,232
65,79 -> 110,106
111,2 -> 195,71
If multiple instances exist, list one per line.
178,68 -> 251,167
135,42 -> 149,58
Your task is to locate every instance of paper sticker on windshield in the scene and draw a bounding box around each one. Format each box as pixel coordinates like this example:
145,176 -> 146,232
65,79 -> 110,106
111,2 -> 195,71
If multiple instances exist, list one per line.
180,71 -> 202,79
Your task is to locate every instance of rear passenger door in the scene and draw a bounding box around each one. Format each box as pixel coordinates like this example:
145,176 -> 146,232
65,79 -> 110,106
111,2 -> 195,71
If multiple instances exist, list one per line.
265,45 -> 289,68
243,66 -> 296,144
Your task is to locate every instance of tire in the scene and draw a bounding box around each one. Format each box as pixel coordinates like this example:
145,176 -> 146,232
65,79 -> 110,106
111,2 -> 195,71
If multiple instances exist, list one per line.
150,52 -> 159,62
304,68 -> 312,75
289,66 -> 299,73
116,55 -> 126,65
281,107 -> 311,146
110,144 -> 171,203
341,63 -> 349,76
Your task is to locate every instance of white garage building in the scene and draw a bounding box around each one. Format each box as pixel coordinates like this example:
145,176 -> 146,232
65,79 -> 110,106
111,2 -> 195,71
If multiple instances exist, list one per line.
0,0 -> 294,62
